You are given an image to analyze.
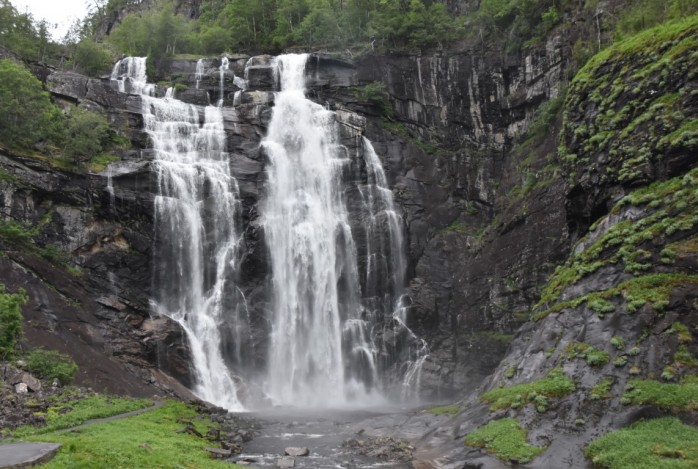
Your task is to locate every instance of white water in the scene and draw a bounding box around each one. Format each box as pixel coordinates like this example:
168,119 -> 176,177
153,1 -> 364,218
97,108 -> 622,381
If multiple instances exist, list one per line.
195,58 -> 204,89
111,57 -> 245,411
218,57 -> 229,106
360,139 -> 428,400
262,55 -> 373,406
261,54 -> 424,406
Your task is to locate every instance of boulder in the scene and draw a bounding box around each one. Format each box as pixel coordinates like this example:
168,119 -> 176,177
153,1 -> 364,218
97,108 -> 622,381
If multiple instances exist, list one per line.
14,383 -> 28,394
276,457 -> 295,468
284,447 -> 309,457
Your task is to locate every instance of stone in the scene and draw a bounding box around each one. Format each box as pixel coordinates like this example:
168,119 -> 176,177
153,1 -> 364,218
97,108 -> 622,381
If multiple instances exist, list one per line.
284,447 -> 309,457
14,383 -> 28,394
10,372 -> 42,393
277,457 -> 295,468
204,447 -> 232,459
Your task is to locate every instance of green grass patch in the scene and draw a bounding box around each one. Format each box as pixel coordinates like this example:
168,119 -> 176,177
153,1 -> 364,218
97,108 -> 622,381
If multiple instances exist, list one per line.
86,154 -> 120,173
589,377 -> 614,400
586,417 -> 698,468
464,418 -> 544,463
425,404 -> 460,416
481,369 -> 575,411
8,392 -> 152,438
24,349 -> 78,385
565,342 -> 610,367
622,378 -> 698,411
24,400 -> 240,469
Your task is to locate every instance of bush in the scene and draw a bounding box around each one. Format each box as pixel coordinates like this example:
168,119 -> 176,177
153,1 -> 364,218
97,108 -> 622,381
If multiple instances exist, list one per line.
0,59 -> 63,150
63,107 -> 113,168
0,285 -> 27,360
26,349 -> 78,385
72,39 -> 113,77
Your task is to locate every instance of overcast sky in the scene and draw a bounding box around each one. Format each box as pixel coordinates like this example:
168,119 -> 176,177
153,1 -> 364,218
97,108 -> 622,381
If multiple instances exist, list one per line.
12,0 -> 91,40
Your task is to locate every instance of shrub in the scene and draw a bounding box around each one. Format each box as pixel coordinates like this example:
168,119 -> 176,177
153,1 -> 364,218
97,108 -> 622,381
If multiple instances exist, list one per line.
465,418 -> 544,463
586,417 -> 698,468
63,107 -> 113,168
26,349 -> 78,385
72,39 -> 113,77
482,368 -> 575,411
0,285 -> 27,359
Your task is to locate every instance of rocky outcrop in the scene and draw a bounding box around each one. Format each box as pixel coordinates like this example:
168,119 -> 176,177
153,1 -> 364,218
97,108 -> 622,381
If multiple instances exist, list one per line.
414,17 -> 698,468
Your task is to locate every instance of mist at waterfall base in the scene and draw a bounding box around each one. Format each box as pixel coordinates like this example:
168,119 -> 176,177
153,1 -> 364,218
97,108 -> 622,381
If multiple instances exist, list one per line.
110,55 -> 428,411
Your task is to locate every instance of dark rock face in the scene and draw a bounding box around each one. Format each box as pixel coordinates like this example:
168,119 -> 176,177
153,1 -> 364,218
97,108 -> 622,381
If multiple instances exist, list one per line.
4,40 -> 574,401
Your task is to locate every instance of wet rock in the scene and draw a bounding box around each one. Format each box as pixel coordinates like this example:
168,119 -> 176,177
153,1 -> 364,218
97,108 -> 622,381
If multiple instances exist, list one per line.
276,457 -> 295,468
204,447 -> 232,459
284,447 -> 309,457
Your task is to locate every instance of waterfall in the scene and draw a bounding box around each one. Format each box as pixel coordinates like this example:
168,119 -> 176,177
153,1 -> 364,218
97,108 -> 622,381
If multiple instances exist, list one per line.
262,55 -> 369,406
111,57 -> 154,96
111,57 -> 245,411
360,138 -> 428,401
195,59 -> 204,89
261,54 -> 424,406
218,57 -> 229,106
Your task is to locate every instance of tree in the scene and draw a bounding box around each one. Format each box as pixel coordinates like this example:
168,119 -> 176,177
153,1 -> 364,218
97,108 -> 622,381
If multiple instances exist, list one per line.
0,59 -> 63,150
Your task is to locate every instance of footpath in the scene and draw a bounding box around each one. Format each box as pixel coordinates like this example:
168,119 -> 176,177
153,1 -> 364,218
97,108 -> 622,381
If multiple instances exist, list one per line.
0,401 -> 163,468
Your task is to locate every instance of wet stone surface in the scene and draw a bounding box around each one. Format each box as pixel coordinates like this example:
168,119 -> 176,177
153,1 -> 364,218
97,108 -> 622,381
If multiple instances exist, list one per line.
231,406 -> 437,469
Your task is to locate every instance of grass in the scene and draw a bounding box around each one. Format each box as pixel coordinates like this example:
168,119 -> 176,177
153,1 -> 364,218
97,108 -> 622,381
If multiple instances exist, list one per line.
622,378 -> 698,411
7,392 -> 152,438
22,400 -> 241,469
481,369 -> 575,411
425,404 -> 460,416
586,417 -> 698,468
589,377 -> 614,400
565,342 -> 610,367
464,418 -> 544,463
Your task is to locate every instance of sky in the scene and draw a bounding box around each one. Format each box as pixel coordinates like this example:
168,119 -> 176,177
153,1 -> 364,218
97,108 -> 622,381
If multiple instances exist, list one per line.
12,0 -> 91,40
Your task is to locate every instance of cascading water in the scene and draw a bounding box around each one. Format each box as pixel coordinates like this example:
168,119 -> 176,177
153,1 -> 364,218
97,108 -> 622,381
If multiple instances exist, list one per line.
262,54 -> 368,406
360,138 -> 428,401
111,57 -> 246,411
195,58 -> 204,89
261,54 -> 424,407
218,57 -> 229,106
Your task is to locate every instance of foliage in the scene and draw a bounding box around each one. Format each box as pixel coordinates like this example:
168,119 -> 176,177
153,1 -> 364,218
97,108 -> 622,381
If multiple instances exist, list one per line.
24,400 -> 242,468
354,81 -> 393,117
72,39 -> 113,77
560,16 -> 698,184
565,342 -> 610,367
9,392 -> 151,438
533,166 -> 698,319
0,284 -> 27,360
0,0 -> 60,62
481,369 -> 575,411
585,417 -> 698,468
589,377 -> 613,400
614,0 -> 698,40
425,404 -> 459,416
622,378 -> 698,411
105,0 -> 459,56
25,349 -> 79,385
464,418 -> 544,463
0,59 -> 63,151
63,108 -> 114,168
